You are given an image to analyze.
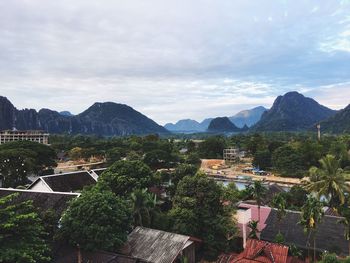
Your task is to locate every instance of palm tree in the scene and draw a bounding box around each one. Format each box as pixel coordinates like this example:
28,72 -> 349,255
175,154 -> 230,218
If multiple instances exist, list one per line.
338,207 -> 350,256
251,181 -> 267,222
130,188 -> 157,227
305,155 -> 350,209
271,193 -> 287,233
299,196 -> 324,262
247,220 -> 260,239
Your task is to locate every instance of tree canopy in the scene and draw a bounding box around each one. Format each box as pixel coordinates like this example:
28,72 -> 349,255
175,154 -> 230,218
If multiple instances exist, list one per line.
0,193 -> 51,263
97,160 -> 154,196
169,173 -> 236,259
59,187 -> 132,251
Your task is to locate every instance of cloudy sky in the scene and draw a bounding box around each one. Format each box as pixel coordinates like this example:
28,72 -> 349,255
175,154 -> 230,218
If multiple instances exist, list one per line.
1,0 -> 350,124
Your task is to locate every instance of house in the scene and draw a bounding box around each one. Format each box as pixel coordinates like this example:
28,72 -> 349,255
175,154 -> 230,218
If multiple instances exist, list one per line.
230,239 -> 302,263
125,227 -> 197,263
28,171 -> 97,193
237,203 -> 349,256
0,188 -> 78,215
52,245 -> 144,263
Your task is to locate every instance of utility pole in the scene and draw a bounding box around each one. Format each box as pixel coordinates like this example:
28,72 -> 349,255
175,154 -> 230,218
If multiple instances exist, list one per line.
317,124 -> 321,141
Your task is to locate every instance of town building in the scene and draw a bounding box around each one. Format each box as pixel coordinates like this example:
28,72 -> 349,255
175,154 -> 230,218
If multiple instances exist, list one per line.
236,203 -> 348,256
219,239 -> 303,263
126,227 -> 198,263
223,148 -> 245,163
28,171 -> 97,193
0,188 -> 79,216
0,130 -> 49,145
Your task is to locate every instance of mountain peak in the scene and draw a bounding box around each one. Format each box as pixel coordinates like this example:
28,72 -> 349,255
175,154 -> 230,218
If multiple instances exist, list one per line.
207,117 -> 241,133
253,92 -> 336,131
0,97 -> 168,136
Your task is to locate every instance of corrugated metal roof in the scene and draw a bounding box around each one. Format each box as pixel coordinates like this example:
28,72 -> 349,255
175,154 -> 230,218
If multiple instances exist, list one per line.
127,227 -> 191,263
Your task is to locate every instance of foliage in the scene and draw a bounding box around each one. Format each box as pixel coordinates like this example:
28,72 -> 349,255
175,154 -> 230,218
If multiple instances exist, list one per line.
59,187 -> 132,251
299,196 -> 324,261
338,206 -> 350,255
221,182 -> 240,206
98,160 -> 154,196
0,141 -> 57,174
306,155 -> 350,209
272,145 -> 304,178
247,220 -> 260,239
273,232 -> 285,244
130,188 -> 158,227
0,193 -> 50,263
169,173 -> 236,259
0,149 -> 35,188
319,252 -> 339,263
143,149 -> 174,169
253,149 -> 272,170
247,181 -> 267,221
198,136 -> 227,159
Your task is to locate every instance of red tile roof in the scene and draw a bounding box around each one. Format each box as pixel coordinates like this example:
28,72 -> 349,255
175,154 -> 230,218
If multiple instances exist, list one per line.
231,239 -> 289,263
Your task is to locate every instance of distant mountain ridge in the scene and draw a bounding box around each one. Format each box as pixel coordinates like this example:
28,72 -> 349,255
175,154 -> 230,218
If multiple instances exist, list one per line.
252,91 -> 337,132
0,96 -> 168,136
229,106 -> 267,128
164,106 -> 266,133
59,111 -> 74,117
320,104 -> 350,133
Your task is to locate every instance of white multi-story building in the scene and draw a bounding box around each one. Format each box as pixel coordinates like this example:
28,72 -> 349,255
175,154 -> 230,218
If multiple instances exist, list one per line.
0,130 -> 49,145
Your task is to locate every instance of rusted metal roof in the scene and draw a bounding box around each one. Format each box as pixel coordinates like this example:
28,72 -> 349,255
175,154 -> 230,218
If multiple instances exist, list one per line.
127,227 -> 192,263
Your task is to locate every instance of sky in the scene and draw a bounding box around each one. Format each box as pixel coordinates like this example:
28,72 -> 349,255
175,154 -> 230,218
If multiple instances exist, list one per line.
0,0 -> 350,125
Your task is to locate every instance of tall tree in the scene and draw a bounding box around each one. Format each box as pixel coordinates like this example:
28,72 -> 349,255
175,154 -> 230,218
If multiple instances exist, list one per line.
0,141 -> 57,174
299,196 -> 324,262
0,193 -> 50,263
59,187 -> 132,251
0,149 -> 35,188
338,207 -> 350,256
247,220 -> 260,239
169,173 -> 236,259
249,181 -> 267,222
271,193 -> 287,233
97,160 -> 154,196
305,155 -> 350,209
130,188 -> 158,227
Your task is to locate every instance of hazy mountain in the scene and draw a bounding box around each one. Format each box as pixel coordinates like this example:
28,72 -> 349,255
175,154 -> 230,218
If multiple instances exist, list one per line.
164,119 -> 202,132
207,117 -> 241,132
229,106 -> 267,128
59,111 -> 74,117
0,96 -> 168,136
164,118 -> 213,132
252,91 -> 336,132
164,106 -> 266,132
320,104 -> 350,133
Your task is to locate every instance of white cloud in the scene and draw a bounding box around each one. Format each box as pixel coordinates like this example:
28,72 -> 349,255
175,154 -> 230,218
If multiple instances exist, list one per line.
0,0 -> 350,124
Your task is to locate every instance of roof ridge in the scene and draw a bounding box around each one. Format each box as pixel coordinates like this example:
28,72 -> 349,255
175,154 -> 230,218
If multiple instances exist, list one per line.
0,187 -> 80,196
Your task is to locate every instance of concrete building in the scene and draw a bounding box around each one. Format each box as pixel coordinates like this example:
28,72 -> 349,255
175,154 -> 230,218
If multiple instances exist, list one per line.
223,148 -> 245,163
0,130 -> 49,145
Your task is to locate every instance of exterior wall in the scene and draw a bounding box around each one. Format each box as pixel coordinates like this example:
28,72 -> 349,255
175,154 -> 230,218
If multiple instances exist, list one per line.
236,208 -> 252,248
181,242 -> 195,263
30,179 -> 53,192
